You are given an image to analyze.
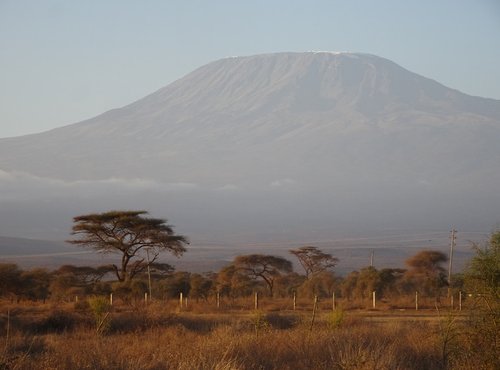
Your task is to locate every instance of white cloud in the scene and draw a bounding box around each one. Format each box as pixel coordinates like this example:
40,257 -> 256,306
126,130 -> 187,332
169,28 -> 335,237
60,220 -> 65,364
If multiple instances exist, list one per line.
217,184 -> 239,191
417,179 -> 432,186
270,178 -> 296,188
0,170 -> 199,202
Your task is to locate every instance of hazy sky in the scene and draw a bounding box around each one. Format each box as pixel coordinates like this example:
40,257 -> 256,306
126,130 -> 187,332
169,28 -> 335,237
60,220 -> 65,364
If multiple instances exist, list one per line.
1,0 -> 499,138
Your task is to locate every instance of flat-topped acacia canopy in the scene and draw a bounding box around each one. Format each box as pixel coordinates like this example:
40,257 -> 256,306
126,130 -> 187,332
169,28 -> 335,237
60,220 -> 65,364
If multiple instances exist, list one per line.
68,210 -> 188,282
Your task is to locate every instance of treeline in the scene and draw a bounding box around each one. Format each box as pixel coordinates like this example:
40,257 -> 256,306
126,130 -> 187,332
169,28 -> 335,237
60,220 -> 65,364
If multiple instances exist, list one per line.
2,230 -> 498,305
0,248 -> 463,304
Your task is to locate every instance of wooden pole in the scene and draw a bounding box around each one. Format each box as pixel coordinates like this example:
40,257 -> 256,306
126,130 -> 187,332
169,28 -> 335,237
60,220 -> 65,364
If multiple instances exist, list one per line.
179,292 -> 183,310
459,291 -> 462,311
216,291 -> 220,309
310,295 -> 318,331
293,292 -> 296,311
4,309 -> 10,354
372,291 -> 376,309
110,293 -> 113,306
415,291 -> 418,311
145,292 -> 148,305
254,292 -> 259,310
332,292 -> 336,311
146,248 -> 153,301
448,229 -> 456,298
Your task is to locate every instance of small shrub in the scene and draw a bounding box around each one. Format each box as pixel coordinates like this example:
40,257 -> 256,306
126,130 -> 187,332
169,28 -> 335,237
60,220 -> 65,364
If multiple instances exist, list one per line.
265,313 -> 299,329
327,308 -> 345,329
73,299 -> 90,312
252,310 -> 269,335
35,310 -> 76,333
88,296 -> 111,334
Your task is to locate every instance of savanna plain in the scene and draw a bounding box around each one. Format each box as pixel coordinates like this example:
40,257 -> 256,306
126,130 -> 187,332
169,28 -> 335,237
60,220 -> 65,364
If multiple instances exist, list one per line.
0,286 -> 498,370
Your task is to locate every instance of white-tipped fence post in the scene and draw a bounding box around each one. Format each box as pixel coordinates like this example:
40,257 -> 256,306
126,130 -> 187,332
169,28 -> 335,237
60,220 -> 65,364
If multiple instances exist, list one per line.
372,291 -> 376,309
254,292 -> 259,310
110,293 -> 113,306
179,292 -> 183,310
145,292 -> 148,305
415,291 -> 418,311
216,291 -> 220,309
293,292 -> 296,311
332,292 -> 336,311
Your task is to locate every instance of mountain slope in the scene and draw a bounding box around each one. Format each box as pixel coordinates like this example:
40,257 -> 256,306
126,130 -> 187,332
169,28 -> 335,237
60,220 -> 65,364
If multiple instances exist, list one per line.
0,52 -> 499,239
0,52 -> 499,186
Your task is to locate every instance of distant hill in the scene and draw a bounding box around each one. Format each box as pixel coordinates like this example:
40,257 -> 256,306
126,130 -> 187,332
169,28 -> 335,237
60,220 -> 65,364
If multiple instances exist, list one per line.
0,236 -> 96,268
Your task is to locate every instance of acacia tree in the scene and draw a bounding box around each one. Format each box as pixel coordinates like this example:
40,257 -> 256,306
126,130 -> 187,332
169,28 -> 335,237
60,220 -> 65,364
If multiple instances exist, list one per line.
289,246 -> 338,279
405,250 -> 448,297
50,265 -> 113,299
216,264 -> 255,298
233,254 -> 293,296
0,263 -> 23,298
68,210 -> 188,282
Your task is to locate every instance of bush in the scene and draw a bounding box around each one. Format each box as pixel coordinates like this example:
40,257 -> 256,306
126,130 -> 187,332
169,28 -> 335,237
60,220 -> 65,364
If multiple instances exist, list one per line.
34,310 -> 76,333
265,313 -> 299,329
88,296 -> 111,334
327,308 -> 344,329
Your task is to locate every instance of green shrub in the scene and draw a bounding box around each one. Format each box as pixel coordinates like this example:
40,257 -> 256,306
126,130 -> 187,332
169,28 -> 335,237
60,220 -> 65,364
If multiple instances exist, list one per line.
88,296 -> 111,334
327,308 -> 344,329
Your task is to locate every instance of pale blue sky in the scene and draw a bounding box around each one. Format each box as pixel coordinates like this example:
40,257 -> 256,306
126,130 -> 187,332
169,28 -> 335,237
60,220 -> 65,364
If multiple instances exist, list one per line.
1,0 -> 499,138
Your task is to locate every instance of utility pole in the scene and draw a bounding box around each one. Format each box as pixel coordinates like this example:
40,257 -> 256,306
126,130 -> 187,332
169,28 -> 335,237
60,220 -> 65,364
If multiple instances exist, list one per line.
146,248 -> 153,301
448,229 -> 457,298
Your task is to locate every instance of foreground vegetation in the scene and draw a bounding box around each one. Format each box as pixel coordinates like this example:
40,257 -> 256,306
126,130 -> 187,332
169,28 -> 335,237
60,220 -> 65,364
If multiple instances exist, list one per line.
0,299 -> 497,370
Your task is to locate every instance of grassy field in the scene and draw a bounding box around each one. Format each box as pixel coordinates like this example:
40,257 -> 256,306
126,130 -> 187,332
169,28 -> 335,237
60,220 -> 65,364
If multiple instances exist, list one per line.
0,297 -> 496,370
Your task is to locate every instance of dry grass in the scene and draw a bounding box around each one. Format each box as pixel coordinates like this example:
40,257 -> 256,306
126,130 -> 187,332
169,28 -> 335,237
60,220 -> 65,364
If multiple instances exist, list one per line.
0,300 -> 496,370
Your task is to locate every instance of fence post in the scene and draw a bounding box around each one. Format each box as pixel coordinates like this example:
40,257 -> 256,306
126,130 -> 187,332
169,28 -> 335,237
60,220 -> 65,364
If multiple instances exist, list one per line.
216,291 -> 220,309
254,292 -> 259,310
179,292 -> 183,310
110,293 -> 113,306
372,291 -> 376,309
459,291 -> 462,311
332,292 -> 336,311
415,291 -> 418,311
309,295 -> 318,331
293,292 -> 296,311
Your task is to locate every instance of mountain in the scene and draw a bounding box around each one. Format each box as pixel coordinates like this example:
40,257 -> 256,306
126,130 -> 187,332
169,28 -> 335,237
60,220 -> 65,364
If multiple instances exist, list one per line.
0,52 -> 499,240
